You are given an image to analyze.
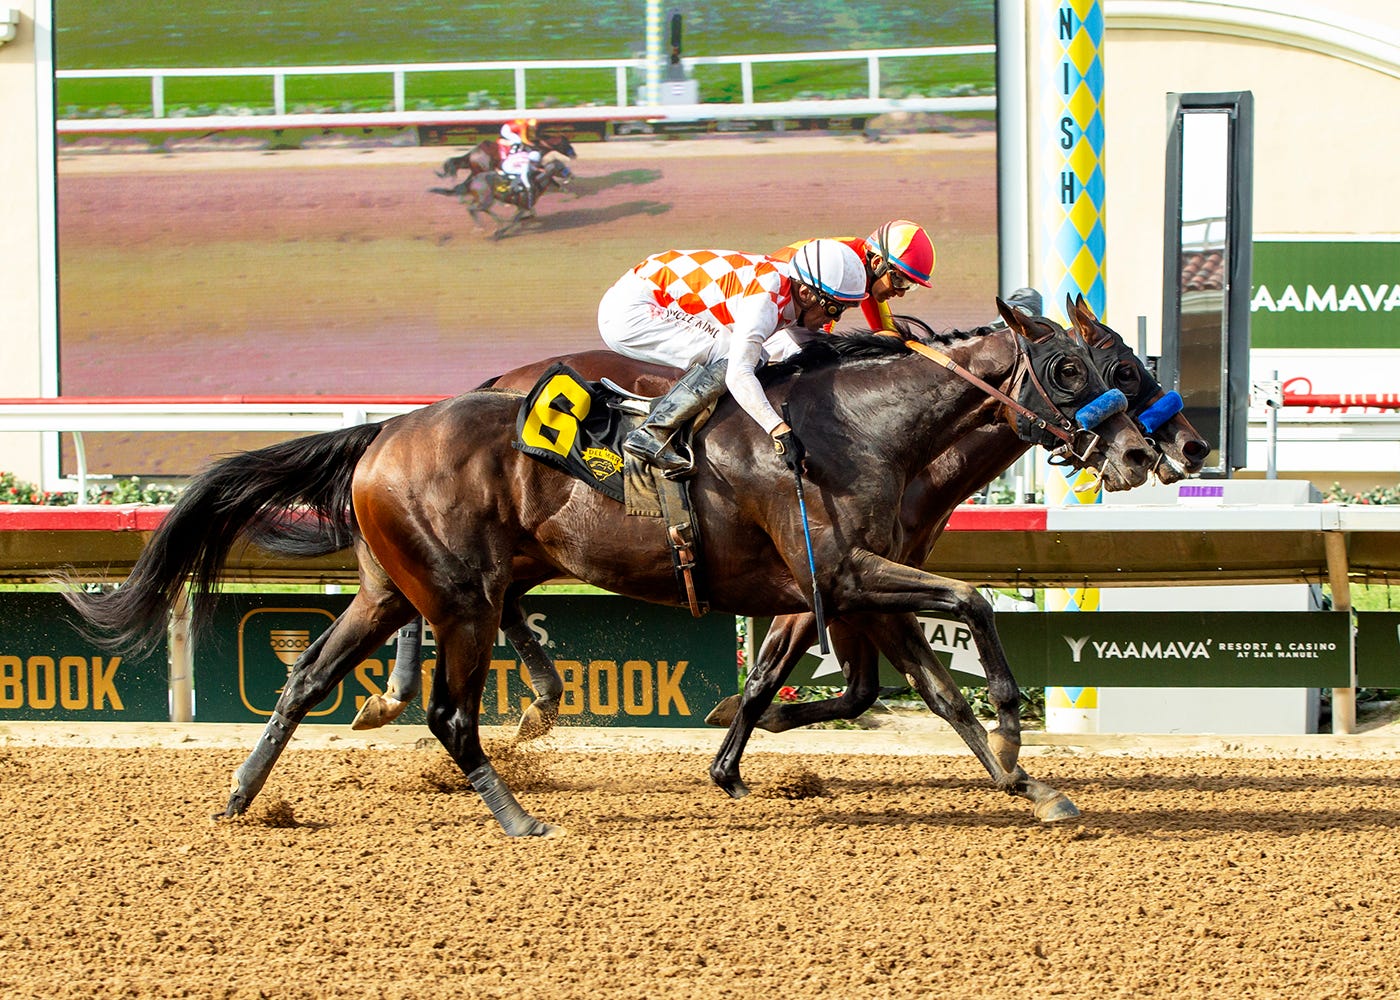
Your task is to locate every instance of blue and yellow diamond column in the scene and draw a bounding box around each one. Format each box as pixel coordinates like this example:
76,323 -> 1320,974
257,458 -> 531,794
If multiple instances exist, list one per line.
1041,0 -> 1105,733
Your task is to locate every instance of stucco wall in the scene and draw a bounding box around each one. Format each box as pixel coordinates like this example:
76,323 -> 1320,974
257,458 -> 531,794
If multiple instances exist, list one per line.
1100,11 -> 1400,346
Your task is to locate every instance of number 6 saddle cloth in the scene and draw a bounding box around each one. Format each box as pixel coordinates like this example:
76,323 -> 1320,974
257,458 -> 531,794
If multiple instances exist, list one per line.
511,362 -> 713,615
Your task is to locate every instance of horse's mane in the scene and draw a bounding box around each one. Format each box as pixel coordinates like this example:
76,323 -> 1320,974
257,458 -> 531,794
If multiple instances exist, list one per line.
759,321 -> 1000,384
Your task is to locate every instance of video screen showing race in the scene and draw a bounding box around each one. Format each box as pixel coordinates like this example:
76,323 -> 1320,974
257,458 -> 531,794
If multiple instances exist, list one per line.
54,0 -> 999,476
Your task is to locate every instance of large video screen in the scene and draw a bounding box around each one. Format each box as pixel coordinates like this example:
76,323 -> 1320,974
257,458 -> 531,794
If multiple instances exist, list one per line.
54,0 -> 999,476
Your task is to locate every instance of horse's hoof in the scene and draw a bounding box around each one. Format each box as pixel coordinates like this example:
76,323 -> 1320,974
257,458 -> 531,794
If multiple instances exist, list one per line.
351,694 -> 406,731
711,773 -> 750,800
1034,793 -> 1081,823
704,695 -> 741,727
515,703 -> 557,743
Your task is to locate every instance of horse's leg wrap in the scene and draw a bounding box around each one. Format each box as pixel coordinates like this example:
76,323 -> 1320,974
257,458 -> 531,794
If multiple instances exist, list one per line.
351,619 -> 421,731
224,711 -> 295,817
507,620 -> 562,742
467,762 -> 559,838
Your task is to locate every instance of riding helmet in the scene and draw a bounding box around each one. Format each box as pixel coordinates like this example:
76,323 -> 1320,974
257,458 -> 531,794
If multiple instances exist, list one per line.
866,220 -> 936,287
790,239 -> 869,305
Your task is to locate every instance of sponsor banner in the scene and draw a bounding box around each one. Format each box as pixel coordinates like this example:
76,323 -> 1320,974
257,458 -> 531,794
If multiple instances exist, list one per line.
1357,612 -> 1400,687
771,614 -> 1045,689
1251,240 -> 1400,349
0,593 -> 170,721
195,594 -> 736,728
777,611 -> 1351,688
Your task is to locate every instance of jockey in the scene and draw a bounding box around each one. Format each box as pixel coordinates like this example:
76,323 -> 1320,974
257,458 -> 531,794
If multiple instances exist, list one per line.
770,219 -> 936,334
498,118 -> 541,210
498,117 -> 536,155
597,239 -> 868,476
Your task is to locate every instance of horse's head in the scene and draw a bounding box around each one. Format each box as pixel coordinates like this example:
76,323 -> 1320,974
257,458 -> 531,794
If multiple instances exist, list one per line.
542,133 -> 578,159
994,297 -> 1156,491
1064,293 -> 1210,482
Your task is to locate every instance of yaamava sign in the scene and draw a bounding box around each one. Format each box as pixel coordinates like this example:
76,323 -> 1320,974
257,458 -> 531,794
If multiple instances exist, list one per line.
1250,239 -> 1400,349
777,611 -> 1353,688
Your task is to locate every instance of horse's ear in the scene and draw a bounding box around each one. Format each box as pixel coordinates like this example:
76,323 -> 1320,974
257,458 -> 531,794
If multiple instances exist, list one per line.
994,296 -> 1019,329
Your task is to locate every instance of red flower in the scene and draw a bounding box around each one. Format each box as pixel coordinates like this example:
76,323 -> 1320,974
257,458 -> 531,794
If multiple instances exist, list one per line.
777,686 -> 800,703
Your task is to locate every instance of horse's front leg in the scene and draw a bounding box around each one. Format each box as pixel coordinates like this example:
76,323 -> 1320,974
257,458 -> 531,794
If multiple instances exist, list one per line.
708,614 -> 820,798
706,614 -> 882,734
872,609 -> 1079,823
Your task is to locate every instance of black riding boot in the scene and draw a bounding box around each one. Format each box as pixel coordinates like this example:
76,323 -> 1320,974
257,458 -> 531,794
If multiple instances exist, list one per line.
623,360 -> 728,477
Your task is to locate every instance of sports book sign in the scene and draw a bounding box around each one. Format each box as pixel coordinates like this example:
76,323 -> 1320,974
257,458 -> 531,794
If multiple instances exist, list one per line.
193,593 -> 735,728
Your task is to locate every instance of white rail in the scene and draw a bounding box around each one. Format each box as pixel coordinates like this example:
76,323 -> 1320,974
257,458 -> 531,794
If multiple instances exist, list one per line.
54,45 -> 995,125
0,396 -> 438,496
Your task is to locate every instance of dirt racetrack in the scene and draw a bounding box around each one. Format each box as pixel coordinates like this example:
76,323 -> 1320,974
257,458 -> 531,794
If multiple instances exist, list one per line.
4,721 -> 1400,999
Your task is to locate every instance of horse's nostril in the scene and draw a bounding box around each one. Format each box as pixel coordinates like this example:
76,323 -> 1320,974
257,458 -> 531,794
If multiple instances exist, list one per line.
1184,440 -> 1210,460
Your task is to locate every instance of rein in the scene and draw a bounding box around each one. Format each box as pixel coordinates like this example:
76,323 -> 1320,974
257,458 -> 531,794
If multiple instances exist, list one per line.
903,338 -> 1127,462
902,339 -> 1077,446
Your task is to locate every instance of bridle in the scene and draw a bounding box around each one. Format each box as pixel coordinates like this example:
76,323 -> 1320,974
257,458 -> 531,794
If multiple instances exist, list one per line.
903,332 -> 1127,465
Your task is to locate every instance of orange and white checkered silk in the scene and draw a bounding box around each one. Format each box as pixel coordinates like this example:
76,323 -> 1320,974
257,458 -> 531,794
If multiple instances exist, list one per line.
631,249 -> 795,330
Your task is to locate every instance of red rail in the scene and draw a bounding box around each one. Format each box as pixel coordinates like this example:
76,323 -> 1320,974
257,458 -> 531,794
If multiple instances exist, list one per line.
1281,378 -> 1400,412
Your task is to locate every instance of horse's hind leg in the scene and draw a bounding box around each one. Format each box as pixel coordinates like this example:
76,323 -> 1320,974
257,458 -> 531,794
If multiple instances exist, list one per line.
428,599 -> 558,838
352,589 -> 564,740
350,616 -> 422,730
504,591 -> 564,742
876,613 -> 1079,823
223,582 -> 414,817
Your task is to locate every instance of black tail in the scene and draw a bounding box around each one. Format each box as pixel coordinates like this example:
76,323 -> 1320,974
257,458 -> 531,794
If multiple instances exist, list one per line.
61,422 -> 384,657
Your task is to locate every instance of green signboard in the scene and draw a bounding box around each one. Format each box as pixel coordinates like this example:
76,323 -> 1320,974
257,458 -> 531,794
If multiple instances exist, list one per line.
1250,239 -> 1400,349
1357,612 -> 1400,687
778,611 -> 1352,688
0,592 -> 170,721
195,593 -> 737,728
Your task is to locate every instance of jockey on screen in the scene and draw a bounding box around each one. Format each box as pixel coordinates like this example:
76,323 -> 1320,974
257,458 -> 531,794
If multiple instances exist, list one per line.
597,239 -> 868,477
498,118 -> 541,210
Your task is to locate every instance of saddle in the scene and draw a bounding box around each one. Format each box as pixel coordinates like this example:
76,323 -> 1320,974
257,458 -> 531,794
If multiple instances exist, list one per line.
512,362 -> 711,615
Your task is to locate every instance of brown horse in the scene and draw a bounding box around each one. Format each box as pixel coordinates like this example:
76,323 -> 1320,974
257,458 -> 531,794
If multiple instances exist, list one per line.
64,303 -> 1155,837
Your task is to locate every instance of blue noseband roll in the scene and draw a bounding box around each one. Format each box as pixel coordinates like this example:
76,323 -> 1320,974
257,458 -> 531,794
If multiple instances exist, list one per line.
1073,388 -> 1128,430
1137,390 -> 1184,433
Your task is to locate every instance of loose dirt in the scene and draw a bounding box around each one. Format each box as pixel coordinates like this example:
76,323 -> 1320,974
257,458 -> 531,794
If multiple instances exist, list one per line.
3,717 -> 1399,999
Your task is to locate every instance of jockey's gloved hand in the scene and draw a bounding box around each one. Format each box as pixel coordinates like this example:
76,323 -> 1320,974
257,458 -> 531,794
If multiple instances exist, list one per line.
773,428 -> 806,474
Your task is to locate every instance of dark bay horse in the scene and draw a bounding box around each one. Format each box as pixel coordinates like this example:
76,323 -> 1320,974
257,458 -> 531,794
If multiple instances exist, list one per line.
435,132 -> 577,181
64,303 -> 1155,837
698,295 -> 1210,793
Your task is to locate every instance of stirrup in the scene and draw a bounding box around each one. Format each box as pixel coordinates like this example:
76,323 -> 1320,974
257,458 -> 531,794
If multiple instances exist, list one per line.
623,429 -> 691,474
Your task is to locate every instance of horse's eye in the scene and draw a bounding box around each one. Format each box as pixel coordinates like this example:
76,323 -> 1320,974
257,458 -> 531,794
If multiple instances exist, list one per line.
1114,361 -> 1141,393
1055,359 -> 1087,392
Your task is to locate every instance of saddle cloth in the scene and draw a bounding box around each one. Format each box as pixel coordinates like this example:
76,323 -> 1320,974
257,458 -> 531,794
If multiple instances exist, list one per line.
512,362 -> 630,503
511,362 -> 710,615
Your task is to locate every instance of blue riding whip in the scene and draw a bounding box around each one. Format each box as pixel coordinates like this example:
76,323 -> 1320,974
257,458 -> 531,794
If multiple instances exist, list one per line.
782,403 -> 829,654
